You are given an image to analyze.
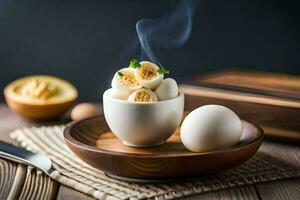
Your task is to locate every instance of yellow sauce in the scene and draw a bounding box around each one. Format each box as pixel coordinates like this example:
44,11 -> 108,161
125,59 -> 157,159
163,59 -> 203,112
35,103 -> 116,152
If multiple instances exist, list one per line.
5,75 -> 77,105
16,78 -> 58,100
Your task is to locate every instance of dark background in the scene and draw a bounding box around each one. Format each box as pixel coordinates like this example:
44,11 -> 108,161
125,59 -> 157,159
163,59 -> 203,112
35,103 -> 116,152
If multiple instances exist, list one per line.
0,0 -> 299,101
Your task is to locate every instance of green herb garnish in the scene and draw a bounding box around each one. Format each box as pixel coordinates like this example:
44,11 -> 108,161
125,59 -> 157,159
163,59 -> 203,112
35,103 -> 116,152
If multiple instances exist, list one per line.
118,71 -> 124,77
129,58 -> 141,68
157,69 -> 170,75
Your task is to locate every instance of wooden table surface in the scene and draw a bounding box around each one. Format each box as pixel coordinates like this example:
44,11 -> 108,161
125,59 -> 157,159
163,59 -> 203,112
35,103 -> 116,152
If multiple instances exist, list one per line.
0,104 -> 300,200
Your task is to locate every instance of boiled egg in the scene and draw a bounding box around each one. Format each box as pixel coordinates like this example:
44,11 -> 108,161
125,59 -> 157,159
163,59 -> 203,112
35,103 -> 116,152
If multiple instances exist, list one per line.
134,61 -> 163,89
111,68 -> 141,92
127,88 -> 158,103
106,88 -> 131,100
71,103 -> 101,121
155,78 -> 178,101
180,105 -> 243,152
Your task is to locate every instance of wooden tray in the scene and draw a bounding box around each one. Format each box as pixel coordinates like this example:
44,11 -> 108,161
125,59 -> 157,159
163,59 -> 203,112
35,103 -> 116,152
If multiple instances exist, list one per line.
180,70 -> 300,142
63,115 -> 263,182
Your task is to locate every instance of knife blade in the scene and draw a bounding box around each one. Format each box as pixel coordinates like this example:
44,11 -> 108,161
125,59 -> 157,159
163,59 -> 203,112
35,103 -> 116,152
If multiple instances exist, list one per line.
0,141 -> 54,176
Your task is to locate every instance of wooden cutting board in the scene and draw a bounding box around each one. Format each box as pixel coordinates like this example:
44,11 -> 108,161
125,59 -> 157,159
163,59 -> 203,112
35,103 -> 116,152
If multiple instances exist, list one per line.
179,69 -> 300,142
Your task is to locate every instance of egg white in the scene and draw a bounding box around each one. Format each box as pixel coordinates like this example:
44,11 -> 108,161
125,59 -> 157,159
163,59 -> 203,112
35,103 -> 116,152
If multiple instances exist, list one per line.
155,78 -> 178,101
106,88 -> 132,100
180,105 -> 243,152
111,68 -> 141,92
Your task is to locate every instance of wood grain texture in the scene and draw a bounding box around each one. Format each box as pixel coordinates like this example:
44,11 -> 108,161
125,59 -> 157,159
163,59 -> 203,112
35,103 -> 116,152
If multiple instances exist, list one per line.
180,70 -> 300,142
0,158 -> 18,200
182,92 -> 300,140
256,179 -> 300,200
64,115 -> 263,179
5,98 -> 74,121
0,104 -> 300,199
7,164 -> 27,200
180,185 -> 259,200
190,70 -> 300,96
0,104 -> 66,200
255,140 -> 300,200
17,166 -> 58,200
56,185 -> 93,200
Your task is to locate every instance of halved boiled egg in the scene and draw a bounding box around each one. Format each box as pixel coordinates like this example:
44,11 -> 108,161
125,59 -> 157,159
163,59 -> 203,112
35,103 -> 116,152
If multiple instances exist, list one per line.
111,68 -> 141,92
155,78 -> 178,101
127,88 -> 158,103
134,61 -> 163,89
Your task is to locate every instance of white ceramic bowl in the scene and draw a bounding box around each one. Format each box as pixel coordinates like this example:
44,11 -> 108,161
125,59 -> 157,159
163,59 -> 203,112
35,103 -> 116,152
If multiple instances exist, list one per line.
103,89 -> 184,147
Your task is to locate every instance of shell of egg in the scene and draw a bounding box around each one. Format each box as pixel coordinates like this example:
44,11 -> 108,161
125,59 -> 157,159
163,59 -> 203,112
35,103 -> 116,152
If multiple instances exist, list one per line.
180,105 -> 243,152
71,103 -> 101,121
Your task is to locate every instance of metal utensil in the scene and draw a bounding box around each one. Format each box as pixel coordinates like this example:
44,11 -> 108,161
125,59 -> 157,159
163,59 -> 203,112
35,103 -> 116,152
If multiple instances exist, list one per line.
0,141 -> 54,176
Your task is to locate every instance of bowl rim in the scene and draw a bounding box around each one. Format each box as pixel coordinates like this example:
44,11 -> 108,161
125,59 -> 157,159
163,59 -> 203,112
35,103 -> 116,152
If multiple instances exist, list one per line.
4,75 -> 78,106
103,89 -> 184,105
4,93 -> 77,107
63,115 -> 264,159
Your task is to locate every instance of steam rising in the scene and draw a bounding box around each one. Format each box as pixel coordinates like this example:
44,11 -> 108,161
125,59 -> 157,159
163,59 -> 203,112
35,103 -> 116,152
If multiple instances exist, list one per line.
136,0 -> 199,68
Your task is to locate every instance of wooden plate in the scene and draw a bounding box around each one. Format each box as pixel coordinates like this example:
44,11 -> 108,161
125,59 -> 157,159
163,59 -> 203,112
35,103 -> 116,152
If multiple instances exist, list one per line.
64,115 -> 263,182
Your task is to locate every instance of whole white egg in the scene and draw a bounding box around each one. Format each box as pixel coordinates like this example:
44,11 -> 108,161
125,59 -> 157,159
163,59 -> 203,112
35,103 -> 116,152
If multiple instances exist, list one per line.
180,105 -> 243,152
155,78 -> 178,101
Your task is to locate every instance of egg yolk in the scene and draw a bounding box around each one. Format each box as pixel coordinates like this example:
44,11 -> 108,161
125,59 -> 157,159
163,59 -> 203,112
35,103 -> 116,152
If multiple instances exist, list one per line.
138,65 -> 158,80
119,72 -> 139,87
133,91 -> 155,102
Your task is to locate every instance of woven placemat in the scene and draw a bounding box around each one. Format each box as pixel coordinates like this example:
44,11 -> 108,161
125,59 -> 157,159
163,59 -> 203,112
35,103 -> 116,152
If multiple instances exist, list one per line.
10,126 -> 300,200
